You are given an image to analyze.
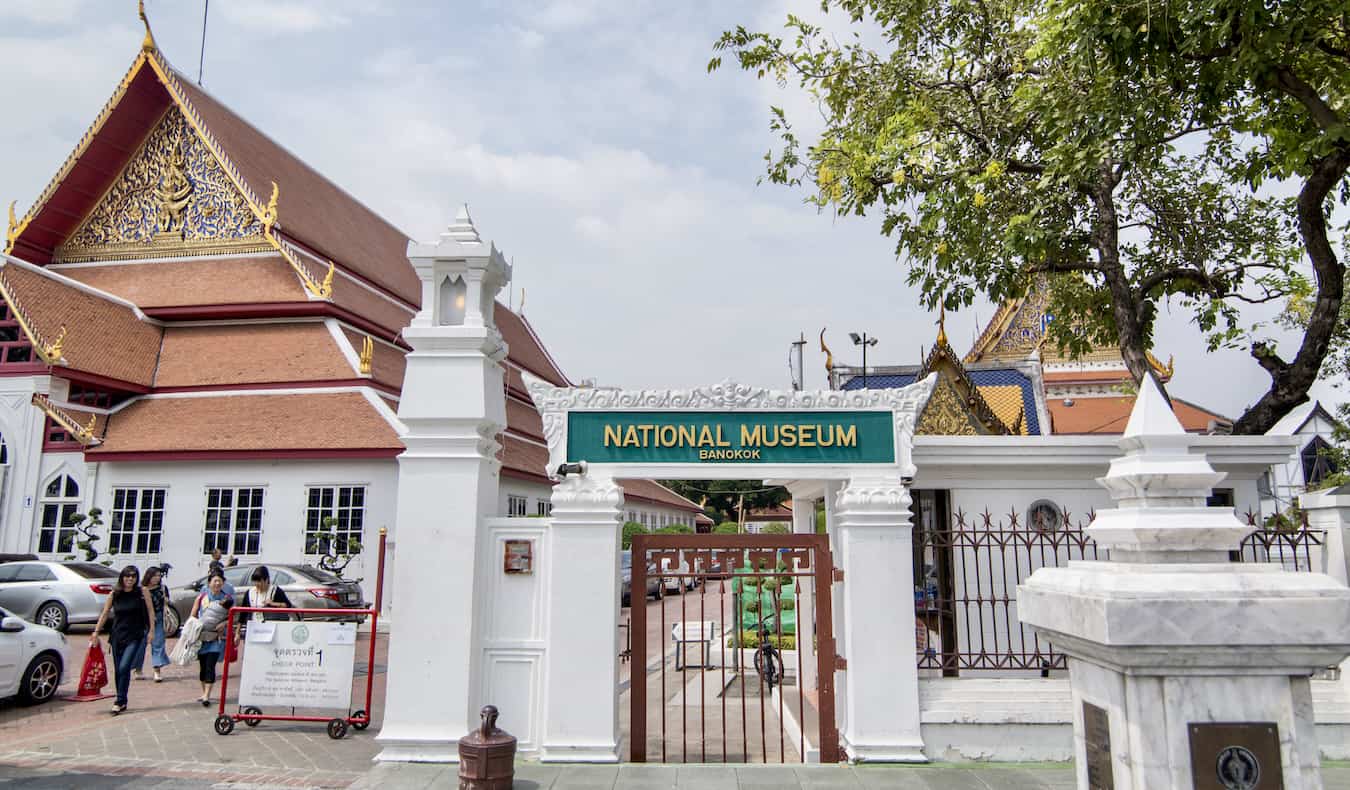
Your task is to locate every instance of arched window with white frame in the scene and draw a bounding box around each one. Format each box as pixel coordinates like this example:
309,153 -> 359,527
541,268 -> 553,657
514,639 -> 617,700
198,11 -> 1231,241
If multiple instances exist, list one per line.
37,473 -> 80,555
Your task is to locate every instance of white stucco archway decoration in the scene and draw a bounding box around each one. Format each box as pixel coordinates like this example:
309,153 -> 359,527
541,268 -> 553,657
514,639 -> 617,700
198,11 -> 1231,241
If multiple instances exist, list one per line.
522,374 -> 938,482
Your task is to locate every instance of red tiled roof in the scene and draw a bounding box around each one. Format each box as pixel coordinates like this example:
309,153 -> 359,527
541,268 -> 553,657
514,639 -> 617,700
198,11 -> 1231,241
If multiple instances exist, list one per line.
6,49 -> 419,310
498,306 -> 569,387
156,324 -> 353,388
53,256 -> 308,308
1047,396 -> 1230,434
341,327 -> 406,392
0,261 -> 161,387
620,480 -> 706,515
88,392 -> 401,456
169,72 -> 420,306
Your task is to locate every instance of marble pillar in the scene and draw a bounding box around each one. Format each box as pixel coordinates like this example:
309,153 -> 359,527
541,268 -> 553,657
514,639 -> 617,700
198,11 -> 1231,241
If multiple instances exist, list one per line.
376,209 -> 510,762
834,474 -> 926,762
1021,378 -> 1350,789
539,473 -> 624,762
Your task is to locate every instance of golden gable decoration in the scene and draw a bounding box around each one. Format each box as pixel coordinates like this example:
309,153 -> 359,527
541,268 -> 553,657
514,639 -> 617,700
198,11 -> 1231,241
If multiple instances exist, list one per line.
55,109 -> 270,262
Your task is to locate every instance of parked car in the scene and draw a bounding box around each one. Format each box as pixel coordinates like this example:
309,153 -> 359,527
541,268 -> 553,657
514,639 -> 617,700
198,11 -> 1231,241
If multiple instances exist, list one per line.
659,556 -> 697,594
0,561 -> 118,633
620,551 -> 663,607
165,563 -> 366,637
0,606 -> 64,705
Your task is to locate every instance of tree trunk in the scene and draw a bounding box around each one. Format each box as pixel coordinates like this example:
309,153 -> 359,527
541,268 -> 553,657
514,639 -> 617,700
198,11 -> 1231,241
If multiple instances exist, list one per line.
1089,168 -> 1159,395
1233,149 -> 1349,435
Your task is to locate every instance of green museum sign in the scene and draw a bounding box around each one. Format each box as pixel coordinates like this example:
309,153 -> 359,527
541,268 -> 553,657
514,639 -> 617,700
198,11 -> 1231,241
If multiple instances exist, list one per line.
566,411 -> 895,464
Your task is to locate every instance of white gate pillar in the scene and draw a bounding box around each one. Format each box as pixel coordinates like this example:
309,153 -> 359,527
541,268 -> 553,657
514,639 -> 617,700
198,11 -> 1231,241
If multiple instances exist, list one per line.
540,472 -> 624,762
835,474 -> 925,762
377,208 -> 510,762
1302,485 -> 1350,585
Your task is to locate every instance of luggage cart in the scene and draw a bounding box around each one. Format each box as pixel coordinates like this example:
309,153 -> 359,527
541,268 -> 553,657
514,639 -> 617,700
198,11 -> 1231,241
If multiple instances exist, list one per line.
212,529 -> 387,740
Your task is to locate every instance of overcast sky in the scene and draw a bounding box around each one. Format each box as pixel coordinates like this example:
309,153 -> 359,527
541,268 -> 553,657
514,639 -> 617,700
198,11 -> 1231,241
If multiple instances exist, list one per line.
0,0 -> 1341,420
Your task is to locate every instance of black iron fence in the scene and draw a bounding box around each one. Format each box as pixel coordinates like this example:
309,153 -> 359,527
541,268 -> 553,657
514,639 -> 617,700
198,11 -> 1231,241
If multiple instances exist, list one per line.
916,505 -> 1327,675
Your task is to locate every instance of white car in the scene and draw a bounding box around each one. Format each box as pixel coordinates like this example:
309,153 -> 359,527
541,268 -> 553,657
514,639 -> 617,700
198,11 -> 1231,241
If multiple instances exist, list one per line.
660,557 -> 697,594
0,606 -> 64,705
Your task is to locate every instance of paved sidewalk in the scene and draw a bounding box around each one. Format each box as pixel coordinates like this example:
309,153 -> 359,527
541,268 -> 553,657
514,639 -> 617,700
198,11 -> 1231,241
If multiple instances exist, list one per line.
353,761 -> 1350,789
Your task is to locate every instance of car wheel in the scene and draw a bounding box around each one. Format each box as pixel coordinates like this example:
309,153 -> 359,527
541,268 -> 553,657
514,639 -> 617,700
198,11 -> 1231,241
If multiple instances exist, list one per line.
17,653 -> 61,705
163,606 -> 181,638
35,602 -> 67,633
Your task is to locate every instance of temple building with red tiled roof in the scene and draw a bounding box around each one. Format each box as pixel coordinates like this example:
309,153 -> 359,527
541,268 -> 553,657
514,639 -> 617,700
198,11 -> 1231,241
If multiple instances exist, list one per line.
0,21 -> 704,583
829,277 -> 1231,436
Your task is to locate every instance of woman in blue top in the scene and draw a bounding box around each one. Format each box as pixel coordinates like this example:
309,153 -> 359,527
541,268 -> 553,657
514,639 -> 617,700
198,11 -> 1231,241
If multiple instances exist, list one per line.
137,566 -> 170,682
189,571 -> 233,706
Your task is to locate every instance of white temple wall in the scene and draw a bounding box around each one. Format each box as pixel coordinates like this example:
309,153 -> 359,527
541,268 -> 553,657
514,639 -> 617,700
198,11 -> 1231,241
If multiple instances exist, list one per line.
0,373 -> 55,555
85,459 -> 399,597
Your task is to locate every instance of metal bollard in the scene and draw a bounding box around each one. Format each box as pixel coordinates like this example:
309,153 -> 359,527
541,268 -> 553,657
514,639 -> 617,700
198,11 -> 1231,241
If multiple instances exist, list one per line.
458,705 -> 516,790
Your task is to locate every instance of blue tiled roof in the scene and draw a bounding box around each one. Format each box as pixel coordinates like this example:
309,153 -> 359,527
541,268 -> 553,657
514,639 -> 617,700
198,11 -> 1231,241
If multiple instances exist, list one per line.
842,367 -> 1042,435
841,373 -> 916,390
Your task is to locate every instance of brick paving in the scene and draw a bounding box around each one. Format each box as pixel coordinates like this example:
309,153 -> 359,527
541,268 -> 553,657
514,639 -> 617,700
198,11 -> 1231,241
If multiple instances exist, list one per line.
0,627 -> 386,788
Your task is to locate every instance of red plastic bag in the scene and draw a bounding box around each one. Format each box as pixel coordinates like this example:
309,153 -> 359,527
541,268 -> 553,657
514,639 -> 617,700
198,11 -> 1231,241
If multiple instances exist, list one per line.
73,642 -> 110,701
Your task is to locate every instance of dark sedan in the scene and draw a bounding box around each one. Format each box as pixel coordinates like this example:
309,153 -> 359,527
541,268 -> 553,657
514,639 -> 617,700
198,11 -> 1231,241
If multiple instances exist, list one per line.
164,563 -> 366,637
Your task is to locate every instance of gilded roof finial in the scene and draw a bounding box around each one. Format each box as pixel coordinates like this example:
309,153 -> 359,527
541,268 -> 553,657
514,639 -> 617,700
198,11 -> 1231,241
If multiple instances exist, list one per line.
41,325 -> 67,363
138,0 -> 156,53
819,328 -> 834,372
262,181 -> 279,233
936,303 -> 948,346
358,335 -> 374,375
5,201 -> 17,250
76,414 -> 98,444
319,260 -> 335,298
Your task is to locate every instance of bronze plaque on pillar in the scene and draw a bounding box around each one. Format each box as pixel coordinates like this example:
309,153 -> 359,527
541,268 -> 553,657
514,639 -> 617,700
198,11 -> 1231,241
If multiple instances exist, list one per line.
1188,723 -> 1283,790
1083,702 -> 1114,790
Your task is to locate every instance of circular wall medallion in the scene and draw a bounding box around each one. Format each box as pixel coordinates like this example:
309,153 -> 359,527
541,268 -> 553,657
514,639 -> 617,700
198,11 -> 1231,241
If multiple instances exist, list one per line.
290,624 -> 310,645
1216,745 -> 1261,790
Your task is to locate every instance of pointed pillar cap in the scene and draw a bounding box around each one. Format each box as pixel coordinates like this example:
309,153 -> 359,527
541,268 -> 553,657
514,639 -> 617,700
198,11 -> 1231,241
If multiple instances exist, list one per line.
442,203 -> 482,244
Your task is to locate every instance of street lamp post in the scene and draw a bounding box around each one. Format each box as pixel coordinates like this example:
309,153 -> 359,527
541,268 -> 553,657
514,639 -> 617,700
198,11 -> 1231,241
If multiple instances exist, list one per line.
848,331 -> 878,389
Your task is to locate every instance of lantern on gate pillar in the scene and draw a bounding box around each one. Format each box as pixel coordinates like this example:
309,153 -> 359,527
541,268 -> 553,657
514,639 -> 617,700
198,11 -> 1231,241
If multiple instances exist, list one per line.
407,203 -> 510,331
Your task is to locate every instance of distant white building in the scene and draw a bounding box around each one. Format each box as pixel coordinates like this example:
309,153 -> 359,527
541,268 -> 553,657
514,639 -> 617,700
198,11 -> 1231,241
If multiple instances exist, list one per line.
1262,400 -> 1344,518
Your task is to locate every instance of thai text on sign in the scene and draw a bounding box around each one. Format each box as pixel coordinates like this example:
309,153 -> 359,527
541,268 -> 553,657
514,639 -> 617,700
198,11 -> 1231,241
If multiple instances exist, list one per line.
567,411 -> 895,464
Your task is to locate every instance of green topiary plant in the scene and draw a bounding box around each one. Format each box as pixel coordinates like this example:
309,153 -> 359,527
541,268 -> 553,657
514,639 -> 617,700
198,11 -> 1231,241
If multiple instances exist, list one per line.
62,509 -> 113,565
713,522 -> 740,534
621,521 -> 648,549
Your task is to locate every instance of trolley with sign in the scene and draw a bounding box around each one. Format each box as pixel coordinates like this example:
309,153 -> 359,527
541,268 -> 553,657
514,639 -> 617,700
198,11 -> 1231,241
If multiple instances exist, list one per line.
211,529 -> 387,740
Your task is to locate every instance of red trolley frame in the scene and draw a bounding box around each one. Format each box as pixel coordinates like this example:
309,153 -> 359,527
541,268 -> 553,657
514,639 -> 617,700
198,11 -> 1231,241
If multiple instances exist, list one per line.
212,529 -> 387,739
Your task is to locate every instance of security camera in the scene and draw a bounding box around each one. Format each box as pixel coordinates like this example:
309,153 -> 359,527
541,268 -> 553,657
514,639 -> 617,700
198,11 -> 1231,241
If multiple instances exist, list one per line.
555,461 -> 588,478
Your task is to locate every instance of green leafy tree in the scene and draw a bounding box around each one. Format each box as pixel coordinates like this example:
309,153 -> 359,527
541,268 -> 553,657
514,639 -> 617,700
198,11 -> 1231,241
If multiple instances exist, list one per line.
622,521 -> 648,550
658,480 -> 788,523
655,523 -> 695,535
62,508 -> 112,565
761,522 -> 792,534
712,0 -> 1348,433
713,521 -> 741,534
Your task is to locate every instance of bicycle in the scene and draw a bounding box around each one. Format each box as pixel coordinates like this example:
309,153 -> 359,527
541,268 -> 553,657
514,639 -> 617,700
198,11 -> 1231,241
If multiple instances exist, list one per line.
751,612 -> 785,691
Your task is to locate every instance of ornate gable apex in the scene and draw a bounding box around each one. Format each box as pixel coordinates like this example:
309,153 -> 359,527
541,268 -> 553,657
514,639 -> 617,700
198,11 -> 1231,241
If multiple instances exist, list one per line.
6,27 -> 412,306
916,312 -> 1016,436
55,106 -> 270,263
963,276 -> 1173,379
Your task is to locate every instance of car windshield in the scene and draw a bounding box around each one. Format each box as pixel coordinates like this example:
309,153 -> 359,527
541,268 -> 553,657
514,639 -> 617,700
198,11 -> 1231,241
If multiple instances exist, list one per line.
65,563 -> 119,579
295,565 -> 343,584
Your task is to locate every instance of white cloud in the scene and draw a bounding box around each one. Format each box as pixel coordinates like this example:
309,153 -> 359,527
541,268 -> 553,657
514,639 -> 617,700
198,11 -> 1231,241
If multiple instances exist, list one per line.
0,0 -> 84,24
216,0 -> 374,35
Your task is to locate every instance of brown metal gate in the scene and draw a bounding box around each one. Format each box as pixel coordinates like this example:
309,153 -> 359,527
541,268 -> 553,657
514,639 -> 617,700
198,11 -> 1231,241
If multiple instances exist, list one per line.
629,533 -> 840,763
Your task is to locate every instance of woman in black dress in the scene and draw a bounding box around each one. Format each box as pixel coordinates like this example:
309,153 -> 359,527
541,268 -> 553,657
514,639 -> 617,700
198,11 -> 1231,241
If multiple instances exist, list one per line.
92,565 -> 155,714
